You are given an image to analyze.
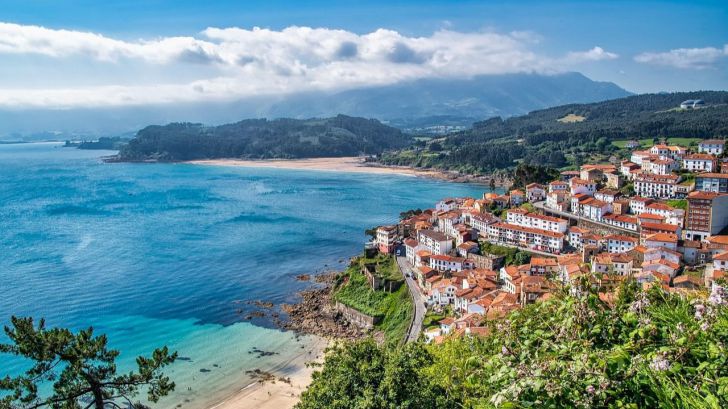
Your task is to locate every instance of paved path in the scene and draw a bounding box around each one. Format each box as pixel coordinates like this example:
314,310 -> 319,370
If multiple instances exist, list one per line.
396,256 -> 426,343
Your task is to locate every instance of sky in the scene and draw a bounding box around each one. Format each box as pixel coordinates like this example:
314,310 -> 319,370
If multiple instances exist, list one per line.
0,0 -> 726,110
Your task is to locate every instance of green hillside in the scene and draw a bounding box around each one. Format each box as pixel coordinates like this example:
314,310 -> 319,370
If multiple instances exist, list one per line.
116,115 -> 412,161
379,91 -> 728,173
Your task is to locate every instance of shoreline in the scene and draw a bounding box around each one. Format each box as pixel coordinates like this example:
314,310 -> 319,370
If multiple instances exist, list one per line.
186,157 -> 511,187
203,336 -> 329,409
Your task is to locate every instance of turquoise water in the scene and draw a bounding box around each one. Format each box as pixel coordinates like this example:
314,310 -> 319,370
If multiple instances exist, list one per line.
0,142 -> 490,408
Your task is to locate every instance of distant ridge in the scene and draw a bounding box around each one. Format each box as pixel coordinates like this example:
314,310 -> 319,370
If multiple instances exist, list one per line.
0,72 -> 630,139
379,90 -> 728,172
265,72 -> 632,129
115,115 -> 411,162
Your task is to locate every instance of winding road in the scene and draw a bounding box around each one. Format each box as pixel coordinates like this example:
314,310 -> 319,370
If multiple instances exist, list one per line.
397,256 -> 426,343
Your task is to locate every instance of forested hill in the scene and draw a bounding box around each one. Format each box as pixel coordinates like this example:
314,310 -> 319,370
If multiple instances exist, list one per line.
379,91 -> 728,173
116,115 -> 411,161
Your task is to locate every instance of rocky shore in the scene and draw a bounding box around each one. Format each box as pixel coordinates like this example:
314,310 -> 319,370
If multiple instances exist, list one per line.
277,273 -> 367,340
362,162 -> 513,187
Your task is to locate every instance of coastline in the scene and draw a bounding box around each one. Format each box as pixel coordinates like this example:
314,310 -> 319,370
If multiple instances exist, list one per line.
186,157 -> 511,186
203,336 -> 329,409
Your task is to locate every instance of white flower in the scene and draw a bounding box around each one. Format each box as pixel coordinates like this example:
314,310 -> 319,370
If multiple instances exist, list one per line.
649,355 -> 670,372
708,286 -> 726,306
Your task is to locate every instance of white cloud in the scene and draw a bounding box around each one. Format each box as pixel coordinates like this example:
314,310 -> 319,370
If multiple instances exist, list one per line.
564,46 -> 619,63
634,45 -> 728,69
0,22 -> 618,108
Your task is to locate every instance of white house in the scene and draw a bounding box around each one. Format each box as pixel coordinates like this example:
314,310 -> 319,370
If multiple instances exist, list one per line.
604,235 -> 638,254
549,180 -> 569,193
487,222 -> 565,253
646,158 -> 679,175
594,189 -> 620,203
570,178 -> 597,196
546,191 -> 570,212
505,209 -> 568,233
429,255 -> 473,272
683,154 -> 717,173
646,202 -> 684,227
526,183 -> 546,202
698,139 -> 725,156
435,198 -> 458,212
634,174 -> 680,199
580,198 -> 612,222
629,197 -> 653,215
418,229 -> 453,255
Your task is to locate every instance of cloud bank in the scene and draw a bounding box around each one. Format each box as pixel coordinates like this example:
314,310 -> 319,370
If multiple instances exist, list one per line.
634,45 -> 728,69
0,22 -> 616,108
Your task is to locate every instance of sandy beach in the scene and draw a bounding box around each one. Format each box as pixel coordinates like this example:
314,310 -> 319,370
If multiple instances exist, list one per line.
187,157 -> 510,186
188,157 -> 443,178
205,337 -> 329,409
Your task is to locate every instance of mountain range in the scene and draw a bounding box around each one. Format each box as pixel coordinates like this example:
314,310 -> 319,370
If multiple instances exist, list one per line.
0,72 -> 630,140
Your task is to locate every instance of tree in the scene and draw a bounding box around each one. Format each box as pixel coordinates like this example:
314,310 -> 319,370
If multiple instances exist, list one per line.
297,339 -> 454,409
0,317 -> 177,409
489,178 -> 496,192
364,227 -> 378,240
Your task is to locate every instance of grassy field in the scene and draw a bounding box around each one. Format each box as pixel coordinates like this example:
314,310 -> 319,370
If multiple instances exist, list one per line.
666,199 -> 688,210
557,114 -> 586,123
333,265 -> 413,344
359,253 -> 402,281
612,137 -> 702,149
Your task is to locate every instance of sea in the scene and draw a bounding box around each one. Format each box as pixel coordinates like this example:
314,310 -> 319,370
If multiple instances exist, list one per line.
0,142 -> 492,408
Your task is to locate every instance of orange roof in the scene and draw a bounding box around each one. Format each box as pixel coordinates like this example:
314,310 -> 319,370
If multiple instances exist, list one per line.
714,251 -> 728,261
645,232 -> 678,243
639,213 -> 665,221
642,222 -> 679,233
673,275 -> 703,286
531,257 -> 558,266
643,259 -> 681,270
696,173 -> 728,179
527,212 -> 567,223
604,234 -> 638,243
647,202 -> 674,211
568,226 -> 589,234
708,236 -> 728,245
439,317 -> 455,325
685,153 -> 716,160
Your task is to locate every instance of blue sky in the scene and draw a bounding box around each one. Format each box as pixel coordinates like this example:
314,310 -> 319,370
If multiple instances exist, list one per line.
0,0 -> 726,109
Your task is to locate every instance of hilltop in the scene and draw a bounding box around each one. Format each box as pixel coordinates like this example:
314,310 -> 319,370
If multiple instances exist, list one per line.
379,91 -> 728,173
114,115 -> 411,162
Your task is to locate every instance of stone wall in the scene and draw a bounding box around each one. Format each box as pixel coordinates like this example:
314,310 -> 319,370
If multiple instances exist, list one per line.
335,302 -> 382,329
467,253 -> 505,270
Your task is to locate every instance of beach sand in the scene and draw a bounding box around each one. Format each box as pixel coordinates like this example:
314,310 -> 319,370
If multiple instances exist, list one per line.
206,337 -> 329,409
188,157 -> 442,178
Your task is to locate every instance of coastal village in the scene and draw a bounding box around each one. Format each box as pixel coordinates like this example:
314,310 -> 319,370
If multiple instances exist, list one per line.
359,138 -> 728,343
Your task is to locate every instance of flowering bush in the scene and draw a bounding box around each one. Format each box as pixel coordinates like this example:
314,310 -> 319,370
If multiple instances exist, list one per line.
299,279 -> 728,408
427,280 -> 728,408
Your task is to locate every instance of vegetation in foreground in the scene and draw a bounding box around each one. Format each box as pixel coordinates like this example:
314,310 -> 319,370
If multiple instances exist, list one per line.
0,317 -> 176,409
298,279 -> 728,409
